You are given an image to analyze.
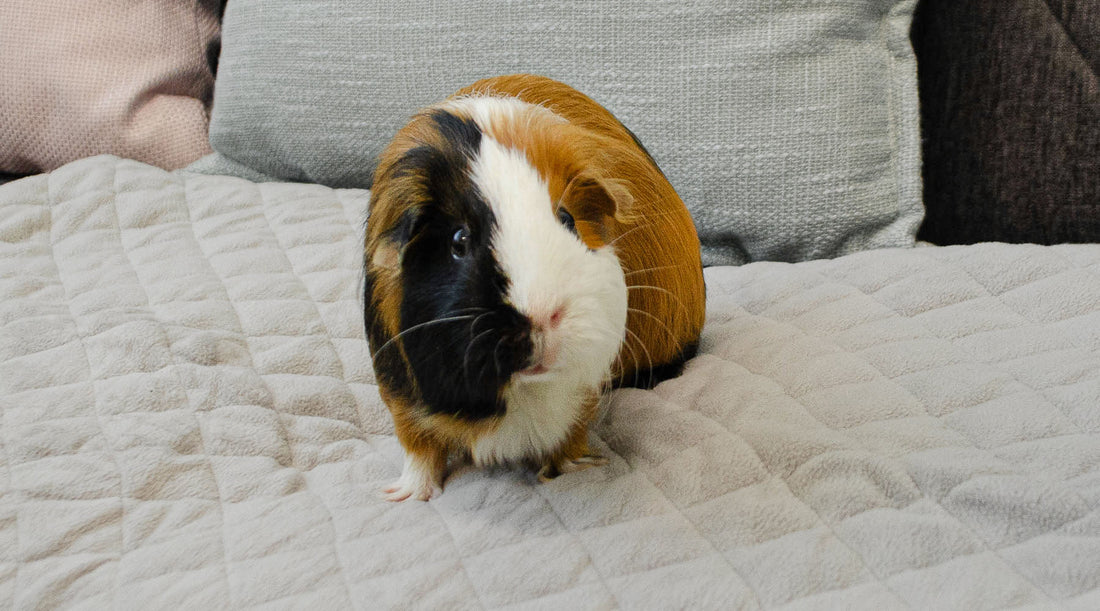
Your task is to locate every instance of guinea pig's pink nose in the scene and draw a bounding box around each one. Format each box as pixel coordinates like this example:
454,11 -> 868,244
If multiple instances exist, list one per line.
549,306 -> 564,328
530,304 -> 565,332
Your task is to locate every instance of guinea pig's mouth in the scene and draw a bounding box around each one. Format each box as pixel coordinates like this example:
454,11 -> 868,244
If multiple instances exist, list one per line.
516,348 -> 556,377
517,363 -> 550,377
515,329 -> 562,379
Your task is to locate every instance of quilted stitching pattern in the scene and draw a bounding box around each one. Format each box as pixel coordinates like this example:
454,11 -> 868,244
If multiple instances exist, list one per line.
2,156 -> 1100,609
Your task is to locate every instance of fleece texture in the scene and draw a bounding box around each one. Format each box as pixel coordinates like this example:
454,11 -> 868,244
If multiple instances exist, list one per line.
2,157 -> 1099,609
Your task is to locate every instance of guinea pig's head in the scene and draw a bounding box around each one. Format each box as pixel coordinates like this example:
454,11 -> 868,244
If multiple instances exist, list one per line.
365,96 -> 630,420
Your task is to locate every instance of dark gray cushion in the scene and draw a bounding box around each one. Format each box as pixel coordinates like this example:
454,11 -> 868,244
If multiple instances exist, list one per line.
912,0 -> 1100,246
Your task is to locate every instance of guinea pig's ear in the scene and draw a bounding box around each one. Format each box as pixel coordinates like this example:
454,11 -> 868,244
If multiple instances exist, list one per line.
561,171 -> 634,224
371,209 -> 418,270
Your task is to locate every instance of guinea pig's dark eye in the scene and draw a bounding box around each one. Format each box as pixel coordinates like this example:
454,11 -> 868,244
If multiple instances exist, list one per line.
451,226 -> 471,259
556,207 -> 576,234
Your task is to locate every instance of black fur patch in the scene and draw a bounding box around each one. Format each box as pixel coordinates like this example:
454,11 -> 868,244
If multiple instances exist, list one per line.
362,271 -> 414,399
428,109 -> 482,158
387,110 -> 534,421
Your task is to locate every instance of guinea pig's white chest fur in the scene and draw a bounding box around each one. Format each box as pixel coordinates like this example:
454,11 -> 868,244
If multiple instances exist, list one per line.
472,382 -> 589,466
458,99 -> 628,465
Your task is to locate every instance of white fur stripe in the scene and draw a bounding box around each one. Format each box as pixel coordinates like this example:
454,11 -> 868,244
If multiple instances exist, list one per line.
455,96 -> 628,465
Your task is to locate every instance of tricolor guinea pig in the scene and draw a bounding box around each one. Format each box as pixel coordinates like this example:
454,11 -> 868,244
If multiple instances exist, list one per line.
364,74 -> 705,501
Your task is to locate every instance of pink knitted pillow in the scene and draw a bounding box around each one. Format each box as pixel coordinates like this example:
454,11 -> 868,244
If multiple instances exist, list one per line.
0,1 -> 221,174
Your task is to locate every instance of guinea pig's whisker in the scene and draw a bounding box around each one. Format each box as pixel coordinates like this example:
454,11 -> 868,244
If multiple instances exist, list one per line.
490,337 -> 506,379
612,334 -> 640,386
449,306 -> 491,322
626,284 -> 693,319
469,311 -> 494,334
370,314 -> 478,361
627,307 -> 679,343
622,326 -> 655,386
623,264 -> 687,277
478,350 -> 498,385
604,211 -> 680,248
463,328 -> 496,382
605,223 -> 653,248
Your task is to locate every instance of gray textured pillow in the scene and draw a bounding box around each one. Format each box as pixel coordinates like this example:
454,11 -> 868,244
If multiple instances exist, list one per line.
191,0 -> 922,266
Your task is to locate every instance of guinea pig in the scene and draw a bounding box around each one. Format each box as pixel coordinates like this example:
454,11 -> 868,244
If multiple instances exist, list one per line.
364,74 -> 705,501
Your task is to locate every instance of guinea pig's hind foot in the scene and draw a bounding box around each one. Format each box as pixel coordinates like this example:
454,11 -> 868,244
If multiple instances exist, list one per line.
384,452 -> 445,502
537,454 -> 608,483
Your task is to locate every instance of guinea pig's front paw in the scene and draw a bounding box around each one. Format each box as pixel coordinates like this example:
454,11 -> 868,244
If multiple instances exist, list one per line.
537,454 -> 609,483
383,454 -> 445,502
383,478 -> 442,502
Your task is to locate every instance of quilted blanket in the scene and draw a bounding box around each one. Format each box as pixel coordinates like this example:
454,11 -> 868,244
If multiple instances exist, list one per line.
2,156 -> 1100,609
